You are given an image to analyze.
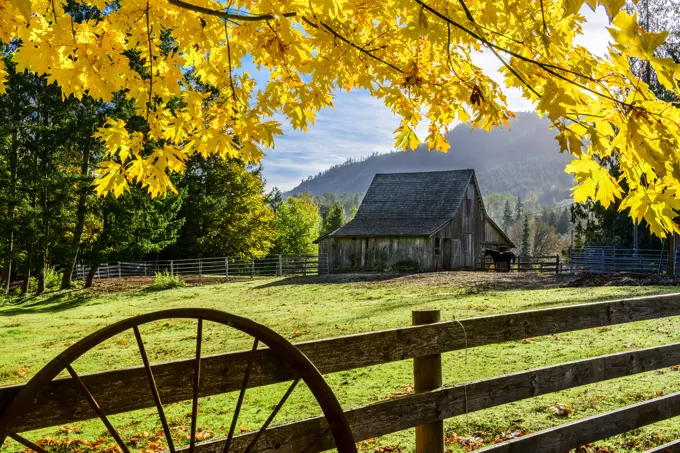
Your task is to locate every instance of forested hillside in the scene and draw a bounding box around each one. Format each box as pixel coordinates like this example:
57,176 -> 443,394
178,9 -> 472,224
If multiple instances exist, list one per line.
286,112 -> 573,204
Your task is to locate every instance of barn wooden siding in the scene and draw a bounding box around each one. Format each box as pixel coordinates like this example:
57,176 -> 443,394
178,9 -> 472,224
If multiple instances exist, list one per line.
483,218 -> 512,250
321,183 -> 496,272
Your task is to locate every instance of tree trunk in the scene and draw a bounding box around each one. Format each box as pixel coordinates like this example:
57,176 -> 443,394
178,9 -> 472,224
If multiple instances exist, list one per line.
20,256 -> 32,294
85,262 -> 100,289
61,133 -> 93,290
2,130 -> 19,294
37,184 -> 49,294
37,243 -> 48,293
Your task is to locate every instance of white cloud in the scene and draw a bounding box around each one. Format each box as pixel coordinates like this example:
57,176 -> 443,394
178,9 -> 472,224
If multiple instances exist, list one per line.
260,6 -> 613,191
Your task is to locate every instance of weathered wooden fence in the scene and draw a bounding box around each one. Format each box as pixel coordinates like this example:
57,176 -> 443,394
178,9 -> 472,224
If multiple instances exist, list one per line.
72,254 -> 329,280
479,254 -> 560,273
4,293 -> 680,452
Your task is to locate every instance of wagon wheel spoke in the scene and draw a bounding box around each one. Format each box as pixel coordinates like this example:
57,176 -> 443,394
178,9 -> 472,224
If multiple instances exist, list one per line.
133,326 -> 176,453
8,432 -> 49,453
242,376 -> 301,453
189,319 -> 203,453
223,338 -> 260,453
66,364 -> 130,453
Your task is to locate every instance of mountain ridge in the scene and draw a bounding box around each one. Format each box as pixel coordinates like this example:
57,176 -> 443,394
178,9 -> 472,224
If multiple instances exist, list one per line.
285,112 -> 575,204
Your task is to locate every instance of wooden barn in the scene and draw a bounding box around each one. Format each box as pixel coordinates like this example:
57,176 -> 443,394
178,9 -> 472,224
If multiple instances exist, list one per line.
317,169 -> 515,272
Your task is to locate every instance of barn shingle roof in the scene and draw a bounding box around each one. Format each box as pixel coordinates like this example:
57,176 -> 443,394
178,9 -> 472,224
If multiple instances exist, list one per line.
331,170 -> 474,237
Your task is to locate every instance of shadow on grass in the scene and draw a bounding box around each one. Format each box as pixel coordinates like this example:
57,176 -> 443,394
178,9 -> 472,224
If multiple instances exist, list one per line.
0,289 -> 94,316
255,273 -> 409,288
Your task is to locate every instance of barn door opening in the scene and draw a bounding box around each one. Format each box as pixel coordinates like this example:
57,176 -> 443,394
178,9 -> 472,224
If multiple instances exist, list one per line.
443,238 -> 452,270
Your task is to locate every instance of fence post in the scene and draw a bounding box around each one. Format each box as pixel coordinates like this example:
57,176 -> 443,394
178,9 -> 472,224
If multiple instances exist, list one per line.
412,309 -> 444,453
170,260 -> 174,277
251,257 -> 255,278
278,255 -> 283,277
199,259 -> 203,277
555,254 -> 560,274
225,257 -> 229,278
118,262 -> 122,278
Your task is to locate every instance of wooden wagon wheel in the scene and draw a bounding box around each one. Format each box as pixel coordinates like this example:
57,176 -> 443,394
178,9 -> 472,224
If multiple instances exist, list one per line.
0,308 -> 356,453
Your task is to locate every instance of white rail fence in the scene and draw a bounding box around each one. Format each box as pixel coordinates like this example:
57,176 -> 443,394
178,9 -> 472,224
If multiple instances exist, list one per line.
73,254 -> 329,280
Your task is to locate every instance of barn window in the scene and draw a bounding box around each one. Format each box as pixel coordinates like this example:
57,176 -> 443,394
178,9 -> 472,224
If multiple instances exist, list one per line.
434,238 -> 441,255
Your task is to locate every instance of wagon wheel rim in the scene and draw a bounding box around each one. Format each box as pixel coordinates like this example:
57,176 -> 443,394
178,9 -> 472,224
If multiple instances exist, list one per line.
0,308 -> 356,453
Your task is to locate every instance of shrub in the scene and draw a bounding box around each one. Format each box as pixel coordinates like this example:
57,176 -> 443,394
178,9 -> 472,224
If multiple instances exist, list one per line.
152,271 -> 186,290
28,267 -> 62,293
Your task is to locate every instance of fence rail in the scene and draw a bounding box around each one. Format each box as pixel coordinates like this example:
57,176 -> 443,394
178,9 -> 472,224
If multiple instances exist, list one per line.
3,293 -> 680,452
479,255 -> 560,273
72,254 -> 329,280
569,247 -> 668,274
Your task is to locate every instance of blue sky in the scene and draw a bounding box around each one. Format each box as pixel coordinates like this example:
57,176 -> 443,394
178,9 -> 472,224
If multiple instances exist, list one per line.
256,6 -> 612,191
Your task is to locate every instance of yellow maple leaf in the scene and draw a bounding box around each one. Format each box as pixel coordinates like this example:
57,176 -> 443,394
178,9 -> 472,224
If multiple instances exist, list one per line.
9,0 -> 31,20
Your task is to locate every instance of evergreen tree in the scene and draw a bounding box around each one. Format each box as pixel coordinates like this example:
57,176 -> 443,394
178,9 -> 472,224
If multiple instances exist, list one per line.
520,215 -> 532,256
502,200 -> 513,231
273,194 -> 320,255
265,187 -> 283,214
557,210 -> 571,235
515,198 -> 523,222
168,157 -> 276,258
0,58 -> 94,293
82,190 -> 185,287
321,203 -> 346,235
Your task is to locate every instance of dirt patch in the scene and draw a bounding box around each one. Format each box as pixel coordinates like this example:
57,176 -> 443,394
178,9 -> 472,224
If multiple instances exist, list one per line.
85,271 -> 680,295
270,271 -> 577,292
360,271 -> 578,293
271,270 -> 680,293
565,272 -> 680,287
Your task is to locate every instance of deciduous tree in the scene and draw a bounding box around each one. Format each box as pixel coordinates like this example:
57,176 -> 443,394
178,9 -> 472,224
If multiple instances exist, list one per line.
273,194 -> 320,255
3,0 -> 680,235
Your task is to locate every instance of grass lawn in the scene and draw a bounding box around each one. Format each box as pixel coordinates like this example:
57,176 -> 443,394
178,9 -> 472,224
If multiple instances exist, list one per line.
2,272 -> 680,452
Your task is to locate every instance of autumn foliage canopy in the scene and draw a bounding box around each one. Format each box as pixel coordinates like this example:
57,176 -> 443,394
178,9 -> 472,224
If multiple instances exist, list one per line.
1,0 -> 679,235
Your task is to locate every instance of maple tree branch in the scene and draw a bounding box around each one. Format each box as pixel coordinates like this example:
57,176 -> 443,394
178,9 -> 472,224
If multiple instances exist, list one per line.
224,20 -> 237,102
265,21 -> 302,87
446,24 -> 475,90
540,0 -> 547,38
69,14 -> 77,46
146,0 -> 153,125
416,0 -> 639,111
301,17 -> 403,73
50,0 -> 58,23
454,0 -> 540,97
167,0 -> 296,21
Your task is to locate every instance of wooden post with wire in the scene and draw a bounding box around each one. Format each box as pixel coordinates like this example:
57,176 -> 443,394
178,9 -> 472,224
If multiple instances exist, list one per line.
412,309 -> 444,453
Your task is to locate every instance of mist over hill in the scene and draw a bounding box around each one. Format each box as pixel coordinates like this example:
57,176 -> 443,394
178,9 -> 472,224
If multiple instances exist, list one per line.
285,112 -> 574,204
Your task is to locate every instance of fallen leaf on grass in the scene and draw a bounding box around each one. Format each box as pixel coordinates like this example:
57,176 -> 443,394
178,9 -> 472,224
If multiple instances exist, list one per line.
549,402 -> 573,417
446,432 -> 484,449
386,384 -> 414,399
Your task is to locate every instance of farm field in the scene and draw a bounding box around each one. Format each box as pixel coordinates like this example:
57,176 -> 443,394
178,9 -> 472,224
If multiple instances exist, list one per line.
2,272 -> 680,452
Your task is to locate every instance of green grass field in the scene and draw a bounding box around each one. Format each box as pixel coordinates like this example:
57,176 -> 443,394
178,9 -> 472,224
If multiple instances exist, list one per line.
2,272 -> 680,452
